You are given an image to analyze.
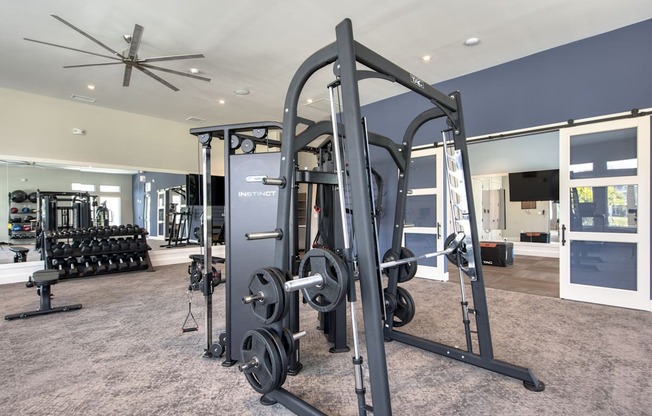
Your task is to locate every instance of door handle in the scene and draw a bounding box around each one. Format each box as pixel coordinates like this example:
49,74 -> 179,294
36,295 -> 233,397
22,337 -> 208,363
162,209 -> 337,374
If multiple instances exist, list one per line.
561,224 -> 566,246
437,222 -> 441,239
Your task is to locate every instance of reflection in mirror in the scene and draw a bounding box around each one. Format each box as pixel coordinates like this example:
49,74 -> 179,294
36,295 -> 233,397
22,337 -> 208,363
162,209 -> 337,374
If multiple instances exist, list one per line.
467,131 -> 560,246
1,159 -> 137,264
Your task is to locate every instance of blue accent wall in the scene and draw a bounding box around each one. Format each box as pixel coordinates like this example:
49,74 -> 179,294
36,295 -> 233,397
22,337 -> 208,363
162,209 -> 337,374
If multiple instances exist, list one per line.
363,19 -> 652,145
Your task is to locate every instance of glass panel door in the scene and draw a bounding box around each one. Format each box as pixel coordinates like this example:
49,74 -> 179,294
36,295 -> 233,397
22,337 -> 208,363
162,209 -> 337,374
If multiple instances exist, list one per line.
559,117 -> 650,311
403,147 -> 447,280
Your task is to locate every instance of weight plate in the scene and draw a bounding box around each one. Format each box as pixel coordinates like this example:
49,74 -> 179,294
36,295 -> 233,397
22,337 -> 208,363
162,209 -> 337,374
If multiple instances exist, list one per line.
298,248 -> 348,313
280,327 -> 295,356
246,268 -> 287,324
266,267 -> 290,320
210,342 -> 225,358
382,289 -> 397,315
252,127 -> 267,139
445,233 -> 468,267
240,329 -> 284,394
261,328 -> 288,389
398,247 -> 418,283
393,286 -> 416,327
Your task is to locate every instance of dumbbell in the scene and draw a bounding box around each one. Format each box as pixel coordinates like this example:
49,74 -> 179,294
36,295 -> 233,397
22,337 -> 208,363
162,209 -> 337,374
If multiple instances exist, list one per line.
78,256 -> 96,276
136,254 -> 149,270
137,241 -> 148,251
112,255 -> 125,272
118,238 -> 130,252
80,240 -> 92,255
98,239 -> 111,254
52,242 -> 65,257
91,240 -> 103,255
105,255 -> 119,273
66,258 -> 80,278
52,258 -> 68,278
91,256 -> 107,274
126,255 -> 139,271
126,224 -> 135,234
126,237 -> 138,251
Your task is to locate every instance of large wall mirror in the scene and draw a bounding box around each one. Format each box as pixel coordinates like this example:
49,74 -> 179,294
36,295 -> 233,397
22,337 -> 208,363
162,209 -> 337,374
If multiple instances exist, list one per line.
467,131 -> 560,247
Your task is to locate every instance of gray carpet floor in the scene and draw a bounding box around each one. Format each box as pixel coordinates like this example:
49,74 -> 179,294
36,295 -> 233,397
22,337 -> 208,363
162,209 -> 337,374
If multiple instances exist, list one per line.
1,263 -> 650,415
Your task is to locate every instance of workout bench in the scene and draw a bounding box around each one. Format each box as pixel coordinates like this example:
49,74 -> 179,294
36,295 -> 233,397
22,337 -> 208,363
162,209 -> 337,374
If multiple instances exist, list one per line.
5,270 -> 82,321
9,246 -> 29,262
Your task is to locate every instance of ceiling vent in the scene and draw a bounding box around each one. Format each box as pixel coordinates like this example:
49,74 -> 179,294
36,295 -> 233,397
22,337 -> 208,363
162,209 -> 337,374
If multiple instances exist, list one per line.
185,116 -> 205,123
70,94 -> 96,103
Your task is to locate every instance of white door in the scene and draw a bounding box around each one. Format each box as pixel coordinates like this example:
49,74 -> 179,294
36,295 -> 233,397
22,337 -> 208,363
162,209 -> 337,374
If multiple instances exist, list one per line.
403,147 -> 447,281
559,117 -> 650,311
99,196 -> 121,226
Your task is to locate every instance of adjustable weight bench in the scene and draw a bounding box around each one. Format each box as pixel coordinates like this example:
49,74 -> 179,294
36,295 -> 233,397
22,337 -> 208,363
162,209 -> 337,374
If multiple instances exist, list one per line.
5,270 -> 82,320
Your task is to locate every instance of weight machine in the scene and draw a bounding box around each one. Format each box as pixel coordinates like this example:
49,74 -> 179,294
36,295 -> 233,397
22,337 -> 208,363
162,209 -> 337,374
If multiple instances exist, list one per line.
190,18 -> 543,416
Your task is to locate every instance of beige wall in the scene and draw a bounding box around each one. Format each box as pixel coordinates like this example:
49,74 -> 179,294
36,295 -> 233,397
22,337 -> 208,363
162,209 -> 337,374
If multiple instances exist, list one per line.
0,87 -> 225,174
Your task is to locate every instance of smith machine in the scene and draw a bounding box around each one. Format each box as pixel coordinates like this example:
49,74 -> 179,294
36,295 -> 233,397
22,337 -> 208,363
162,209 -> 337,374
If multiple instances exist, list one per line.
190,18 -> 544,416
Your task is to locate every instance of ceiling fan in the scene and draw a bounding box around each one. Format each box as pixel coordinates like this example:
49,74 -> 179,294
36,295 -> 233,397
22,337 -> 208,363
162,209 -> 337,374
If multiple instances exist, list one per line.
24,14 -> 211,91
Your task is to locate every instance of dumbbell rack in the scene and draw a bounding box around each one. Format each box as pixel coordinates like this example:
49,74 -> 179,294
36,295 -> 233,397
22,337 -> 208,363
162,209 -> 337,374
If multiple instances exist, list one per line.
43,227 -> 154,279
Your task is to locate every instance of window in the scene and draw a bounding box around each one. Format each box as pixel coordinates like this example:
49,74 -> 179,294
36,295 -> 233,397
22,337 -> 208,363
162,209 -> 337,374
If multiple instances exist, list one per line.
100,185 -> 121,193
71,183 -> 95,192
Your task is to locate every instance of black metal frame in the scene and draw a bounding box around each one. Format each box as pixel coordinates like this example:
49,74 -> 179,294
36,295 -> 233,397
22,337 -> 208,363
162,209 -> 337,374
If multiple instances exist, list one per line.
269,18 -> 543,415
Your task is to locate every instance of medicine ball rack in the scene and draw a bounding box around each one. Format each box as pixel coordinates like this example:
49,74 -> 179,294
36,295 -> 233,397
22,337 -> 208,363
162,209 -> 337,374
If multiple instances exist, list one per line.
42,225 -> 154,279
190,18 -> 543,416
7,191 -> 38,241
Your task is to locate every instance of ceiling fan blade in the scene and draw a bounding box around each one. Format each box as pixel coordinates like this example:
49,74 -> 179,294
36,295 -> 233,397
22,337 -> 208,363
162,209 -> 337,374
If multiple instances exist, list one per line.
140,53 -> 205,63
51,14 -> 121,57
139,63 -> 211,82
24,38 -> 122,61
135,65 -> 179,91
127,24 -> 144,60
63,62 -> 124,68
123,64 -> 133,87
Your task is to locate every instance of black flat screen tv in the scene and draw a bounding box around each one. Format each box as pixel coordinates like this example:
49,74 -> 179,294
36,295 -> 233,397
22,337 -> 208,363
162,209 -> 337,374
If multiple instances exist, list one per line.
508,169 -> 559,202
186,174 -> 225,206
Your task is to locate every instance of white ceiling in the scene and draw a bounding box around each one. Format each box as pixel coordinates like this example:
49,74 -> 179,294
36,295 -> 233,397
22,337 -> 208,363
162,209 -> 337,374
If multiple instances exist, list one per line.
2,0 -> 651,127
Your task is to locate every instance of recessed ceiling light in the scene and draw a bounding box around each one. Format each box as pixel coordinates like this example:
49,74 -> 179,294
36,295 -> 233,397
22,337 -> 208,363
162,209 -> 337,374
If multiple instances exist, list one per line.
234,88 -> 250,96
306,98 -> 313,104
422,55 -> 431,62
464,37 -> 480,46
218,99 -> 226,105
87,84 -> 96,90
190,68 -> 200,74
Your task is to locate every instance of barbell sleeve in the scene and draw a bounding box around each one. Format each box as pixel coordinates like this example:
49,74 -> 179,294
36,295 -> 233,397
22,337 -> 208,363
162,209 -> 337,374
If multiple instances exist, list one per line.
238,357 -> 259,372
283,274 -> 324,292
380,232 -> 465,270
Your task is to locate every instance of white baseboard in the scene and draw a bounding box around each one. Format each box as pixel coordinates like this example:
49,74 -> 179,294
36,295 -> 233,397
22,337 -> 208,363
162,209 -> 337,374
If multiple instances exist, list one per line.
0,245 -> 226,285
0,261 -> 45,285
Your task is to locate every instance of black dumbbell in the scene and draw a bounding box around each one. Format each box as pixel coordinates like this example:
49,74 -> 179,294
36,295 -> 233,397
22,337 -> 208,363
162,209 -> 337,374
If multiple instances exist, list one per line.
118,238 -> 129,252
105,255 -> 118,273
52,242 -> 65,257
66,259 -> 80,278
114,255 -> 128,272
92,256 -> 107,274
63,243 -> 73,256
52,259 -> 67,278
78,257 -> 96,276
